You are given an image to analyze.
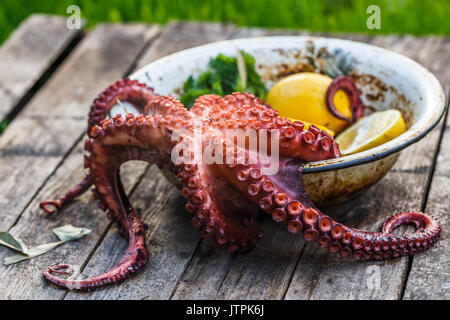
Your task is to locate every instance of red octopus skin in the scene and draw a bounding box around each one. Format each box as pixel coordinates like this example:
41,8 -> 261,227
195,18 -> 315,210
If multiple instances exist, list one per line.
41,79 -> 441,290
40,79 -> 157,215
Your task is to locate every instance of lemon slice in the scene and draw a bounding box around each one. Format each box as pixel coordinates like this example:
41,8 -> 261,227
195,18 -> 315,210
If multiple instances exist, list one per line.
336,109 -> 406,155
287,117 -> 335,137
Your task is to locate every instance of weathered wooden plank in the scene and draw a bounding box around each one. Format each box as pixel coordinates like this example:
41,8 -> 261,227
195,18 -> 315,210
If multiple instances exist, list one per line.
285,35 -> 450,300
173,218 -> 306,300
0,14 -> 81,122
0,24 -> 159,232
403,41 -> 450,298
402,144 -> 450,300
136,21 -> 236,68
64,21 -> 236,300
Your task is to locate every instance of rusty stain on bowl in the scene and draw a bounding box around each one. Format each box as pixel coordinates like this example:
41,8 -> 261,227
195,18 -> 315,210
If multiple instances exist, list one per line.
353,73 -> 414,127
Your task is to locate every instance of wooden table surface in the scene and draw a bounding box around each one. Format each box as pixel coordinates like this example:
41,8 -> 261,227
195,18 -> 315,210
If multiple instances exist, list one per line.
0,14 -> 448,300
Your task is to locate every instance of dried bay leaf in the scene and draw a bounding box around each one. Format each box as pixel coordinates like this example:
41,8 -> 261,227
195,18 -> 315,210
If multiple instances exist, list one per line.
3,254 -> 29,266
0,232 -> 28,254
53,224 -> 91,242
2,224 -> 91,266
28,242 -> 63,258
3,242 -> 63,266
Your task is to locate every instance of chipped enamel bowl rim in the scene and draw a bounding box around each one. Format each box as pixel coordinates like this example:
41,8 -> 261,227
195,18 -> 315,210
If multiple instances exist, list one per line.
131,36 -> 446,174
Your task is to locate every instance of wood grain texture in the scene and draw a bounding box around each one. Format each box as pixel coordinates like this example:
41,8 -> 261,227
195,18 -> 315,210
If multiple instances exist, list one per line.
0,14 -> 81,121
402,126 -> 450,300
136,21 -> 236,68
403,39 -> 450,298
0,23 -> 159,231
64,21 -> 236,300
172,219 -> 306,300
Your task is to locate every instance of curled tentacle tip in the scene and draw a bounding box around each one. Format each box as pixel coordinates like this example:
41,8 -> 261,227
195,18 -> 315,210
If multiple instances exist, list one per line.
45,263 -> 74,276
381,211 -> 441,235
40,201 -> 61,215
43,263 -> 83,290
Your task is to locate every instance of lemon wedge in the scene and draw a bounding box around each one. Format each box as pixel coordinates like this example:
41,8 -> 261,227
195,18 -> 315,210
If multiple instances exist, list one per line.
336,109 -> 406,156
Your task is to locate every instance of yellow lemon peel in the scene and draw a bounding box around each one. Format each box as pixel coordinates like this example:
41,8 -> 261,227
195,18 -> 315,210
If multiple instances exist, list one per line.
266,72 -> 353,133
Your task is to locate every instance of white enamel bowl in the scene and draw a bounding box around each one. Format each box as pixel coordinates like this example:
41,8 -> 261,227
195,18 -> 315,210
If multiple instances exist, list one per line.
131,36 -> 446,206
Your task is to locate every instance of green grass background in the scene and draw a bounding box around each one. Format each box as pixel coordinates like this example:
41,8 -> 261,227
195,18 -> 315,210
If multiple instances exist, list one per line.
0,0 -> 449,44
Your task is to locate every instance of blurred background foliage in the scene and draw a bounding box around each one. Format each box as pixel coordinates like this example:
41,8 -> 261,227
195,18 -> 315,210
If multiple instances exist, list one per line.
0,0 -> 449,44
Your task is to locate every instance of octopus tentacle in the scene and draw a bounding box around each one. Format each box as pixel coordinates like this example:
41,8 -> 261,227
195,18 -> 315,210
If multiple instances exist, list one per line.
43,94 -> 196,289
193,92 -> 339,161
176,136 -> 263,252
326,76 -> 364,123
221,158 -> 441,260
40,79 -> 157,214
278,122 -> 340,161
87,78 -> 156,135
40,174 -> 94,214
191,92 -> 273,124
191,92 -> 441,259
43,208 -> 147,289
40,83 -> 442,291
44,122 -> 151,288
180,163 -> 263,253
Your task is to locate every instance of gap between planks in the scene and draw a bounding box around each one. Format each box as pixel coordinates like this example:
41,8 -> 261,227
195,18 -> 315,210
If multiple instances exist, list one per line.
402,89 -> 450,300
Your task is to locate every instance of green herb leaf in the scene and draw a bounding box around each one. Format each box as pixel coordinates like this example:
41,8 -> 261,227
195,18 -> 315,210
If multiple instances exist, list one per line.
0,119 -> 8,134
53,224 -> 91,242
0,232 -> 28,254
16,238 -> 28,255
180,51 -> 267,108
